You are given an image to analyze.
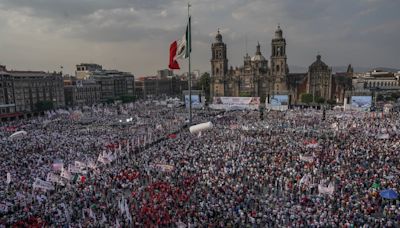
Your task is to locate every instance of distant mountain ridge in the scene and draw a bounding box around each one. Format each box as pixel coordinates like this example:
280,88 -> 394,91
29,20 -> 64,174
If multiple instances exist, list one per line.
289,65 -> 400,73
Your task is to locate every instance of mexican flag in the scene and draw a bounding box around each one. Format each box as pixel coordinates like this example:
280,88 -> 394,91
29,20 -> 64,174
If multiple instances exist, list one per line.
169,16 -> 191,70
73,174 -> 86,184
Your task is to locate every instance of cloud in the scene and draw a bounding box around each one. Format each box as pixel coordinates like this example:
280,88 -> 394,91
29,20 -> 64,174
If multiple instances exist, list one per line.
0,0 -> 398,76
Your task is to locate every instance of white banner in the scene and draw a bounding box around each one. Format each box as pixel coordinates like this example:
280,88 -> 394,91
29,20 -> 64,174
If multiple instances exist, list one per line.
74,161 -> 87,170
318,182 -> 334,195
33,178 -> 55,191
46,173 -> 60,183
300,155 -> 314,163
52,161 -> 64,171
377,133 -> 390,139
210,97 -> 260,110
68,164 -> 87,174
61,168 -> 72,180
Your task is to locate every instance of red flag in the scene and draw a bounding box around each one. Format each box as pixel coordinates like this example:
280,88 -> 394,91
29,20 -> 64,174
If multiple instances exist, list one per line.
80,176 -> 86,183
168,41 -> 180,70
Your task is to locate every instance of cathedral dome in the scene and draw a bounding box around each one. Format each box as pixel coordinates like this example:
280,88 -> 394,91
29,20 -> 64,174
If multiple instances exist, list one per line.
251,42 -> 266,62
309,54 -> 329,71
251,55 -> 266,62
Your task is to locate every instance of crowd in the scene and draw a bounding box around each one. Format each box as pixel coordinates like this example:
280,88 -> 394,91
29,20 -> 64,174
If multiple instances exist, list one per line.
0,100 -> 399,227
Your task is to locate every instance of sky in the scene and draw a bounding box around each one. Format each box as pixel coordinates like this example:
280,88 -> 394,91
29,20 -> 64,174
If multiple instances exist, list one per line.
0,0 -> 399,76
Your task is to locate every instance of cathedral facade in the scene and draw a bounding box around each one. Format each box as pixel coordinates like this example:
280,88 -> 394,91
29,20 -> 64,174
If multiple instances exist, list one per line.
210,26 -> 351,105
210,26 -> 289,101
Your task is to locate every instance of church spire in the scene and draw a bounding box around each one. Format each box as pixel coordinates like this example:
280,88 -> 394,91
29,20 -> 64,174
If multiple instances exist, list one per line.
256,42 -> 261,55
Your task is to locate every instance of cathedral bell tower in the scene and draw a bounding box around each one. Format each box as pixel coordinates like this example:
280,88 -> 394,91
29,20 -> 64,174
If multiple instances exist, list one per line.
270,25 -> 288,95
211,30 -> 228,97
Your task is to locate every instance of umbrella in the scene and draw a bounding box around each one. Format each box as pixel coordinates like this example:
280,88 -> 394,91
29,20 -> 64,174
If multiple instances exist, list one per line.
379,189 -> 398,200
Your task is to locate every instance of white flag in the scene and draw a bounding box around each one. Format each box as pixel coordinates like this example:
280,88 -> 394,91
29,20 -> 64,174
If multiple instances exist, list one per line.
6,172 -> 11,185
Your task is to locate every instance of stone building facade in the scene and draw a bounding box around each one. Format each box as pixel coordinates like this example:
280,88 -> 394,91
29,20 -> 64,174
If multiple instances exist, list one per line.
64,79 -> 101,107
306,55 -> 333,102
210,26 -> 288,101
210,26 -> 351,105
0,65 -> 65,120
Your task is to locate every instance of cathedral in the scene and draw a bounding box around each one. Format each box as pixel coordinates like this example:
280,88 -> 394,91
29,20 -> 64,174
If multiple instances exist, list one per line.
210,26 -> 289,101
210,26 -> 350,104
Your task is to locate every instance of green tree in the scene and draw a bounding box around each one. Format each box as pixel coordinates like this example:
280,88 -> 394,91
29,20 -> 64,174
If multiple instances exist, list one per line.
197,72 -> 211,101
119,95 -> 136,103
327,99 -> 336,105
301,93 -> 313,104
316,97 -> 325,104
36,101 -> 54,111
239,91 -> 251,97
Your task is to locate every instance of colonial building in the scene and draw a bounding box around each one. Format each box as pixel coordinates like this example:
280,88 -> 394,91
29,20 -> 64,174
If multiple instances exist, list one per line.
270,26 -> 289,95
74,64 -> 135,102
210,26 -> 289,100
306,55 -> 333,102
64,79 -> 101,107
0,65 -> 65,121
210,26 -> 354,105
135,76 -> 188,98
11,70 -> 65,113
75,63 -> 103,80
0,65 -> 15,115
211,31 -> 270,98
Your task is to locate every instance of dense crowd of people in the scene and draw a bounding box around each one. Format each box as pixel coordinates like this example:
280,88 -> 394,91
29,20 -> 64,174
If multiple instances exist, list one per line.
0,100 -> 399,227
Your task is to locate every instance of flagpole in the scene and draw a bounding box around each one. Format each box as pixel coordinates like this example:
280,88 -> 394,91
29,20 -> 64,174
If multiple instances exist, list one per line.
188,3 -> 192,125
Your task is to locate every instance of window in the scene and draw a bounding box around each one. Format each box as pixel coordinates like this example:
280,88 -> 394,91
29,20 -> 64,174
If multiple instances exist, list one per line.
276,65 -> 280,72
216,68 -> 219,74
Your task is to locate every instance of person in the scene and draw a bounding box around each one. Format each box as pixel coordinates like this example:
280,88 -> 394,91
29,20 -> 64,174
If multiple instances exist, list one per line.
0,100 -> 399,226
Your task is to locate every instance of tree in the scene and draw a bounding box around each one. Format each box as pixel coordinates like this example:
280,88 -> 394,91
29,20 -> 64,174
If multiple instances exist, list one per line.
327,99 -> 336,105
301,93 -> 313,104
239,91 -> 251,97
119,95 -> 136,103
316,97 -> 325,104
197,72 -> 211,101
36,101 -> 54,111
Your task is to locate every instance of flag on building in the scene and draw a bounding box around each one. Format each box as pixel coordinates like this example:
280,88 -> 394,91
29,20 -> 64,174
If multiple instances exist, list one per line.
169,16 -> 191,70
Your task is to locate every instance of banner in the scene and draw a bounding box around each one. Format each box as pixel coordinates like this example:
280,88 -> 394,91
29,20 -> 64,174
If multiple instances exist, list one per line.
210,97 -> 260,110
68,164 -> 87,174
318,182 -> 334,195
60,168 -> 72,180
350,96 -> 372,110
300,155 -> 314,163
154,164 -> 174,172
185,95 -> 203,109
33,178 -> 55,191
52,160 -> 64,171
377,133 -> 390,139
46,173 -> 60,183
267,95 -> 289,111
74,161 -> 87,170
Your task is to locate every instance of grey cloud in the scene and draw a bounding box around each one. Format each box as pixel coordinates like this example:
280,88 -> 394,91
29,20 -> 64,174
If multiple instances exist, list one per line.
0,0 -> 399,76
